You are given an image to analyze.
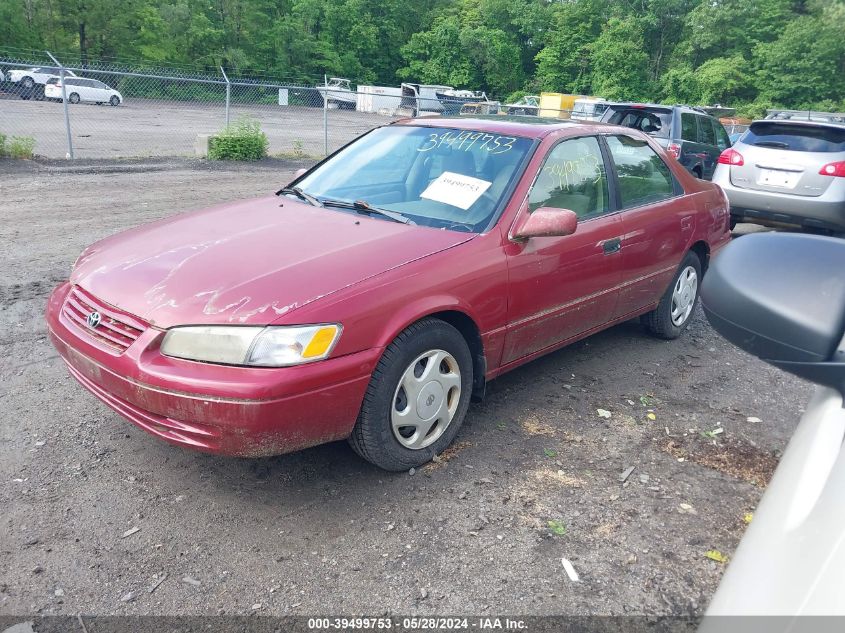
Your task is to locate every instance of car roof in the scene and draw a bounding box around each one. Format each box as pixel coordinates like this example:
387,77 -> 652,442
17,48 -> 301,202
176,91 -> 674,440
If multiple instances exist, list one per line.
392,115 -> 616,139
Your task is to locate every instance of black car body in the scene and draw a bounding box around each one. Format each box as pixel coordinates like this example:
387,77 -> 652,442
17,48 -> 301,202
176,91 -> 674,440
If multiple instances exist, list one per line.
601,104 -> 732,180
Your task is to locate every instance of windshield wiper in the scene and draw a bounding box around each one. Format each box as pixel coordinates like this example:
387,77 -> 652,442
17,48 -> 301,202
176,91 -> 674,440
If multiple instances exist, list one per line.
321,198 -> 414,225
277,186 -> 324,208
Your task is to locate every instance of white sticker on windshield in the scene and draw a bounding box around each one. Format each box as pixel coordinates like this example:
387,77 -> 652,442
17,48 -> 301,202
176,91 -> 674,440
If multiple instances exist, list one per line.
420,171 -> 492,211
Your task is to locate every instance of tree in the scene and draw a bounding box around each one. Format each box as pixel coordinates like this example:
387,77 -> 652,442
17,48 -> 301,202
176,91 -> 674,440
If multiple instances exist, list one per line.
590,17 -> 652,100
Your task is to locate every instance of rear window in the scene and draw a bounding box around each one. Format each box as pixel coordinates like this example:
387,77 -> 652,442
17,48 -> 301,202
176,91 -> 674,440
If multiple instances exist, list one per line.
743,123 -> 845,153
606,108 -> 672,139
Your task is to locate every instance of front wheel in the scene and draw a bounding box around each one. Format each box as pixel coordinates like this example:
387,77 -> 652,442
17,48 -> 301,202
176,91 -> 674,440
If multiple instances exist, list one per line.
349,318 -> 473,471
109,95 -> 120,106
642,251 -> 702,339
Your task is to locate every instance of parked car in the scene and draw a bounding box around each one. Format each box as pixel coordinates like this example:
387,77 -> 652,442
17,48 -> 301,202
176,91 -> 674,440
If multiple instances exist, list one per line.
46,117 -> 730,471
45,77 -> 122,105
571,97 -> 608,121
601,103 -> 732,180
700,232 -> 845,617
504,95 -> 539,116
7,66 -> 76,89
713,119 -> 845,233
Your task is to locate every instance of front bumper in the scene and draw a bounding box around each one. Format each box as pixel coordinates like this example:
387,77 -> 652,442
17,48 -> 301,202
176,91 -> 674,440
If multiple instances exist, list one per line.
46,282 -> 381,457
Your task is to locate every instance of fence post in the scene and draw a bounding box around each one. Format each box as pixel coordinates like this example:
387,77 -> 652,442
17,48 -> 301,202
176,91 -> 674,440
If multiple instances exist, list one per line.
323,74 -> 328,156
220,66 -> 231,128
46,51 -> 74,159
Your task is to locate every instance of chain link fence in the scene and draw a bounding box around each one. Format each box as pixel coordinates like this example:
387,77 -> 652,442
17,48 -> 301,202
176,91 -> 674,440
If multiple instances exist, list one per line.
0,49 -> 408,160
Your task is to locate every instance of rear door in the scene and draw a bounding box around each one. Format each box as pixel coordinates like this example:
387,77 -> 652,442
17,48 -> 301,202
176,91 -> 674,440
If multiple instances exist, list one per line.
605,134 -> 691,318
502,135 -> 623,364
728,122 -> 845,198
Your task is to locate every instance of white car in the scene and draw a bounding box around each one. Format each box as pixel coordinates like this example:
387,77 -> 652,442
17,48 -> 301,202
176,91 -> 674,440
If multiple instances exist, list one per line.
45,77 -> 123,106
7,66 -> 76,89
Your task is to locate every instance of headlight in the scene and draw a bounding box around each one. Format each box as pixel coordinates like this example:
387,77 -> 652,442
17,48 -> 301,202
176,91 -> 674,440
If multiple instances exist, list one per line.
160,324 -> 342,367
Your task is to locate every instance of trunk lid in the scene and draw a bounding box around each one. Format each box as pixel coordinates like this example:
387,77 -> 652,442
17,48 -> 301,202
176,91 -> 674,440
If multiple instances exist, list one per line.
729,122 -> 845,198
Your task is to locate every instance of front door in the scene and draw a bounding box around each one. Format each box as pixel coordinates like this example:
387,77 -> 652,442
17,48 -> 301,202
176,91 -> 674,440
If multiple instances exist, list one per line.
502,135 -> 623,365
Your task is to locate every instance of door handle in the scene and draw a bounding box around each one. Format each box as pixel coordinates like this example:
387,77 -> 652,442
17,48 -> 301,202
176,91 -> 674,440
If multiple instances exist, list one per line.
602,237 -> 622,255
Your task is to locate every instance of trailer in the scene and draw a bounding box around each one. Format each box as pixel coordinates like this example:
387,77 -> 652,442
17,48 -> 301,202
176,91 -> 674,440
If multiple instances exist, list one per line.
356,85 -> 402,115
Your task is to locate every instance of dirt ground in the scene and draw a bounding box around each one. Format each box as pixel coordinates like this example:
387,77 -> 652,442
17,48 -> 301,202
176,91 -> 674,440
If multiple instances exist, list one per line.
0,95 -> 390,159
0,157 -> 811,617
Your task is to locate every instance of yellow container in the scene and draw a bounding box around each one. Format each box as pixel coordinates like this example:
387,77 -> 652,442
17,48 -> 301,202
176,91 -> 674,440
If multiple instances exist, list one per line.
539,93 -> 581,119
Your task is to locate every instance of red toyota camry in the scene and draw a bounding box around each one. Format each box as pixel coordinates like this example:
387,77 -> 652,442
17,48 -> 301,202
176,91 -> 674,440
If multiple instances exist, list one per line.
46,117 -> 731,470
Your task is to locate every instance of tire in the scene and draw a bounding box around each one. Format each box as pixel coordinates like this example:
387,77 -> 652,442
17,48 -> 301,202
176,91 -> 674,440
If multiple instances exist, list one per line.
109,95 -> 120,106
642,251 -> 702,340
68,92 -> 80,104
729,216 -> 738,231
349,318 -> 473,471
21,76 -> 34,89
692,167 -> 703,179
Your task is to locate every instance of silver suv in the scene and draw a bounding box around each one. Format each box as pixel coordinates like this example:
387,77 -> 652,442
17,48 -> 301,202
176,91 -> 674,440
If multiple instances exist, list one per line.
713,119 -> 845,232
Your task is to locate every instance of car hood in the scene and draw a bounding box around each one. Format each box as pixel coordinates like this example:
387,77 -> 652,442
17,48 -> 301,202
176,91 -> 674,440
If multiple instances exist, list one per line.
71,195 -> 473,327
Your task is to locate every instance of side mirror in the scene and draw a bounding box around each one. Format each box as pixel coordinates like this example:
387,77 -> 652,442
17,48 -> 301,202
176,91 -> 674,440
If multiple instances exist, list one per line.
512,207 -> 578,240
293,167 -> 308,179
700,233 -> 845,394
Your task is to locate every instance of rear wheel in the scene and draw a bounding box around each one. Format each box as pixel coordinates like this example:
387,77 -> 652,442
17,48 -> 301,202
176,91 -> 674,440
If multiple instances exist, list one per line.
642,251 -> 702,339
68,92 -> 80,104
349,318 -> 473,471
21,76 -> 34,89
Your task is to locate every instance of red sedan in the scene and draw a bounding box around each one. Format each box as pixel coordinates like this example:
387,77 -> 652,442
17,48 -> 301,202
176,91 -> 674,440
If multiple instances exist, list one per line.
46,117 -> 731,470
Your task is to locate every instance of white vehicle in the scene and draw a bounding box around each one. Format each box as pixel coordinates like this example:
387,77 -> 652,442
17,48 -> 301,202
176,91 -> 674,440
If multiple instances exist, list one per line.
315,77 -> 356,109
7,66 -> 76,89
699,232 -> 845,621
45,77 -> 122,106
571,97 -> 608,121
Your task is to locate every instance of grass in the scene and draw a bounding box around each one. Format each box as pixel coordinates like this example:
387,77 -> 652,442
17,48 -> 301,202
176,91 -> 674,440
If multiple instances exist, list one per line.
208,116 -> 268,161
0,133 -> 36,159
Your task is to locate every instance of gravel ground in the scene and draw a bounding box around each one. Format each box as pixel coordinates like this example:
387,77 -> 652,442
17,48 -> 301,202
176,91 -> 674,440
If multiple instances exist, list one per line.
0,94 -> 392,159
0,157 -> 811,617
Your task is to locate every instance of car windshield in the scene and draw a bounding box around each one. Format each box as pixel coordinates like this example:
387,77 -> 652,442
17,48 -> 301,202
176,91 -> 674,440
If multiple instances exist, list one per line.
295,125 -> 534,232
606,108 -> 672,139
743,122 -> 845,152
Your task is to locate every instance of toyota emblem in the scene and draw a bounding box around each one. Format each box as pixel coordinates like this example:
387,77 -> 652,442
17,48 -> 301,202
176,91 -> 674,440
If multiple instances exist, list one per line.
86,311 -> 102,329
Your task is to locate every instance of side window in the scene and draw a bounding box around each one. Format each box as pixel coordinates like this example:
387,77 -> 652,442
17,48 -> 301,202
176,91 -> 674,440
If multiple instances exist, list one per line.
528,136 -> 610,220
698,116 -> 716,145
714,122 -> 731,150
681,113 -> 697,142
607,135 -> 676,208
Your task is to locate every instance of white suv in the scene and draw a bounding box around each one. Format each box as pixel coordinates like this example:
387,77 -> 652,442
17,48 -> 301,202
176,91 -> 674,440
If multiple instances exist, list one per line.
7,66 -> 76,89
45,77 -> 123,106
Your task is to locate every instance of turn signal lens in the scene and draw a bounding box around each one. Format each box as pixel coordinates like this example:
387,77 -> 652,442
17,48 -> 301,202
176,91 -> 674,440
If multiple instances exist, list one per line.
302,325 -> 342,358
718,148 -> 744,166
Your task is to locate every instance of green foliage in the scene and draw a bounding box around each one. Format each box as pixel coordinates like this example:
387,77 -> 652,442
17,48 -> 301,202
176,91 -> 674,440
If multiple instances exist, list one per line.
2,0 -> 844,112
208,117 -> 268,161
7,136 -> 36,159
0,132 -> 6,157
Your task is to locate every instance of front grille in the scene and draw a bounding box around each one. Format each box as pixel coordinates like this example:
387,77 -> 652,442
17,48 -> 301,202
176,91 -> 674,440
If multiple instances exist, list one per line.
62,286 -> 147,353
